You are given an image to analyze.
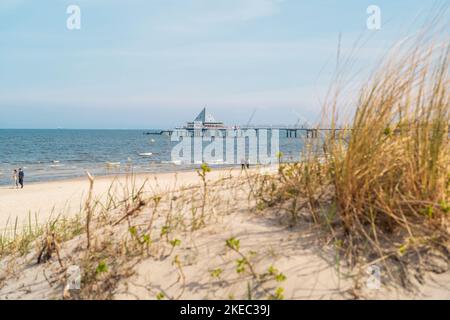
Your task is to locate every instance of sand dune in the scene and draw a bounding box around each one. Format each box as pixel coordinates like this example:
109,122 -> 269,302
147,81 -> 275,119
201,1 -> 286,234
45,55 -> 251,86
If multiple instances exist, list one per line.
0,166 -> 448,300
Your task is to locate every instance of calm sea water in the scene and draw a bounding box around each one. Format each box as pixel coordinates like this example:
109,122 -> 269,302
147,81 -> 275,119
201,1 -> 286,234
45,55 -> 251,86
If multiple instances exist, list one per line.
0,129 -> 304,186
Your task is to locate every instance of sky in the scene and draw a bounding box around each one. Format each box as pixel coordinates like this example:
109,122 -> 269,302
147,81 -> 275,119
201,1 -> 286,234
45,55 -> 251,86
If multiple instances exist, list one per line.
0,0 -> 446,129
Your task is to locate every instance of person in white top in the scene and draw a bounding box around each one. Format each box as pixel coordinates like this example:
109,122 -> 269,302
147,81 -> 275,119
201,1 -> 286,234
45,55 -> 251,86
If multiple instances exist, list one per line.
12,169 -> 18,189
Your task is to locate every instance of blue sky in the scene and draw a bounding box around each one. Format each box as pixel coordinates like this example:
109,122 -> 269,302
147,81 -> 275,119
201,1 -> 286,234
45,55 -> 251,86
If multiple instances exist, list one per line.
0,0 -> 445,129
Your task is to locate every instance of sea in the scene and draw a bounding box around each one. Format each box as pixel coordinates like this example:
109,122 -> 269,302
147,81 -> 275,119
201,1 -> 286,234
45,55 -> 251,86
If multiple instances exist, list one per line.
0,129 -> 305,186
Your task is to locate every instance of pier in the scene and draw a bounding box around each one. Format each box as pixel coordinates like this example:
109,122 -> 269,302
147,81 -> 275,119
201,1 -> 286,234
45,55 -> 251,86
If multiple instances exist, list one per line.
148,126 -> 348,139
143,109 -> 450,139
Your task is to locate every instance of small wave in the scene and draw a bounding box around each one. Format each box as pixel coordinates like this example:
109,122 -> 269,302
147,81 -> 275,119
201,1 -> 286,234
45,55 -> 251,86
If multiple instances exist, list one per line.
160,160 -> 191,165
167,160 -> 187,165
208,159 -> 224,164
139,153 -> 153,157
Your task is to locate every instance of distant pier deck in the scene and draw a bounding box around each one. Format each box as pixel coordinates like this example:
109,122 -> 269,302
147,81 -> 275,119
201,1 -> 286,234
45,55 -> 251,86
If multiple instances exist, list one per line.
144,126 -> 350,139
144,124 -> 450,139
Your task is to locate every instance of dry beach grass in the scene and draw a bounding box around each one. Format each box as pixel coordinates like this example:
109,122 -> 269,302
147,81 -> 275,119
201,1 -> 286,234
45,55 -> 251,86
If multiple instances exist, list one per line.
258,32 -> 450,291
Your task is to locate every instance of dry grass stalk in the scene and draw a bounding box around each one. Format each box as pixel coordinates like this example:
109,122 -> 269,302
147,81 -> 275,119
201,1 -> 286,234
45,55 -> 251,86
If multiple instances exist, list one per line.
85,172 -> 95,249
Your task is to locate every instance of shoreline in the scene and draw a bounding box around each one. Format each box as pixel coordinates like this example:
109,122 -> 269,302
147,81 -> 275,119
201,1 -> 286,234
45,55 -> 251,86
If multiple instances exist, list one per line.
0,166 -> 209,189
0,164 -> 235,188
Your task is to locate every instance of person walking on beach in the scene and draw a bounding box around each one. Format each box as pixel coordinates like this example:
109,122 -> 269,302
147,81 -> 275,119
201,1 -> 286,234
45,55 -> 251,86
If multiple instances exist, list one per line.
12,169 -> 18,188
18,168 -> 24,189
241,158 -> 246,170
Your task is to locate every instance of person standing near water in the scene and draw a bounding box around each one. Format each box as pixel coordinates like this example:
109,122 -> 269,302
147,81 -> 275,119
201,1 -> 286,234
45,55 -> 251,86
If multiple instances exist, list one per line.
18,168 -> 24,189
12,169 -> 18,188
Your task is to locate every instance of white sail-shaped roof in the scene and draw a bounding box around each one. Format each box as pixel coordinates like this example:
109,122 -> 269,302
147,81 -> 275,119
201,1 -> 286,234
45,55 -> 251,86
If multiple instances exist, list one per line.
194,108 -> 217,123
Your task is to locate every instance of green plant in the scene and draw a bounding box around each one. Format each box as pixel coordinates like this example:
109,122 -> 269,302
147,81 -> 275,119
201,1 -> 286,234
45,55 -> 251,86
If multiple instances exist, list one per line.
439,200 -> 450,214
128,226 -> 137,237
270,287 -> 284,300
156,292 -> 165,300
170,239 -> 181,248
95,260 -> 108,274
160,225 -> 170,237
267,265 -> 287,282
210,268 -> 223,279
226,237 -> 240,251
236,258 -> 247,274
195,163 -> 211,229
226,238 -> 257,277
225,237 -> 286,299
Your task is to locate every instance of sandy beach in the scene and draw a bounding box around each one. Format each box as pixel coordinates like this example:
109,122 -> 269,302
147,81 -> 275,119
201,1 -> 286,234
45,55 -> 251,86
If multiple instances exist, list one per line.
0,168 -> 251,231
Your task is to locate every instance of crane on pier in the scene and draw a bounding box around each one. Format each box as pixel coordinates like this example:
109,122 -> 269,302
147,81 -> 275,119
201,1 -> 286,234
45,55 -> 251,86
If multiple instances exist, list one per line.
246,108 -> 257,127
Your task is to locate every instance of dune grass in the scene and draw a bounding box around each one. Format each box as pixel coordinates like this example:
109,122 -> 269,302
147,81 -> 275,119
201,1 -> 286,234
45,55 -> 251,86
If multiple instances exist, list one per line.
258,34 -> 449,288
